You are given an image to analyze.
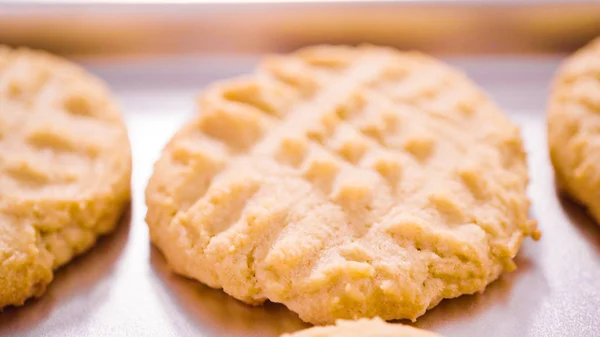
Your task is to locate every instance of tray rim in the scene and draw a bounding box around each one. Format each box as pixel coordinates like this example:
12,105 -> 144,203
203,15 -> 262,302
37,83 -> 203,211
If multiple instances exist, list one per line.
1,0 -> 598,6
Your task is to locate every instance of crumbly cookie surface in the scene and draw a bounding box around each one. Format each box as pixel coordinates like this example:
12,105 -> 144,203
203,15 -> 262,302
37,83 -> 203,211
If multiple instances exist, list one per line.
281,318 -> 441,337
146,45 -> 538,324
0,46 -> 131,308
548,37 -> 600,223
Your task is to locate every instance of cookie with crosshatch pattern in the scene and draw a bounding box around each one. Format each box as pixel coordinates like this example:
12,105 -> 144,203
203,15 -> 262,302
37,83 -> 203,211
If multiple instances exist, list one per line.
548,37 -> 600,224
145,45 -> 539,324
0,46 -> 131,308
281,317 -> 441,337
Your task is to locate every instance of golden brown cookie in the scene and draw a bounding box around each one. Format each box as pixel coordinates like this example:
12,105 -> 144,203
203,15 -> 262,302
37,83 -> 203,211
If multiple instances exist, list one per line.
146,45 -> 538,324
281,318 -> 441,337
0,46 -> 131,308
548,37 -> 600,223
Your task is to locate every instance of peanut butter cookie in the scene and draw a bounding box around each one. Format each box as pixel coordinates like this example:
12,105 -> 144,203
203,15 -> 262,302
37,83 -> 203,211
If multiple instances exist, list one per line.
0,47 -> 131,308
146,45 -> 538,324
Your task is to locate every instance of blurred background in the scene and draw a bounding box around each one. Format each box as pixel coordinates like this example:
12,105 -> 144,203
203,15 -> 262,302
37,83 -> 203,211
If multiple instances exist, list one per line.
1,0 -> 600,58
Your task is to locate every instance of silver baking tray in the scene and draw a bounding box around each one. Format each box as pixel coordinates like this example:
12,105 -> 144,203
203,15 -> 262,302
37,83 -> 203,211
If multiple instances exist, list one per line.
1,1 -> 599,337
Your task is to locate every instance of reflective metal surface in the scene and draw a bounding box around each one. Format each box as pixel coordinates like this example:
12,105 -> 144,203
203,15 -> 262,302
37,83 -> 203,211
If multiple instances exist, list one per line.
0,55 -> 598,336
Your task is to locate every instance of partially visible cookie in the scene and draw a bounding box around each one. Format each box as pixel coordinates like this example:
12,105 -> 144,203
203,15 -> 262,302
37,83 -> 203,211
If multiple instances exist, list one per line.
548,37 -> 600,223
146,45 -> 539,324
281,318 -> 441,337
0,46 -> 131,308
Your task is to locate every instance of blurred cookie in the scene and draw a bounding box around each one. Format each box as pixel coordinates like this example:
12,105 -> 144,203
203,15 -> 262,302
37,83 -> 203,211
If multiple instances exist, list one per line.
0,46 -> 131,308
146,45 -> 538,324
548,37 -> 600,223
281,318 -> 441,337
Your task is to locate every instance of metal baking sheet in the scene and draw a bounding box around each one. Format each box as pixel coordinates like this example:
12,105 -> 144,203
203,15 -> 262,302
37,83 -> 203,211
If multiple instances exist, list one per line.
0,53 -> 598,337
1,1 -> 600,336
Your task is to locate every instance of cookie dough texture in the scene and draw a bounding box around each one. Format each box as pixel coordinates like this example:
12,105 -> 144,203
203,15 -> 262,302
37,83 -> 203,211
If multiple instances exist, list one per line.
548,37 -> 600,223
0,47 -> 131,308
146,45 -> 538,324
281,318 -> 441,337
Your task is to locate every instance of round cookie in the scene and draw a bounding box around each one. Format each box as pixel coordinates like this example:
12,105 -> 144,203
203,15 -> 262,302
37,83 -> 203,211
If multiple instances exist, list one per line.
0,46 -> 131,308
548,37 -> 600,223
146,45 -> 539,324
281,318 -> 441,337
